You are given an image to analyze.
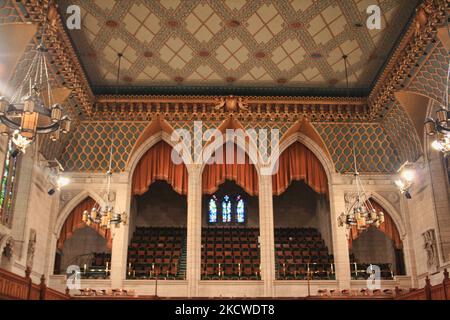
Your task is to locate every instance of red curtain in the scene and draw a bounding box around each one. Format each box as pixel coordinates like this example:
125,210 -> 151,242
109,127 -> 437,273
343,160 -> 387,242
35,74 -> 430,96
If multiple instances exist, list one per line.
202,144 -> 259,195
132,141 -> 188,195
57,197 -> 112,250
349,199 -> 403,249
272,142 -> 328,196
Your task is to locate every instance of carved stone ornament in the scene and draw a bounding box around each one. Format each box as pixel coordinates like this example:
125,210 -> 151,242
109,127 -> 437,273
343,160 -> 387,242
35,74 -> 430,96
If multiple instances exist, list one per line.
26,229 -> 37,270
422,229 -> 439,273
214,95 -> 249,113
59,190 -> 75,210
2,237 -> 14,259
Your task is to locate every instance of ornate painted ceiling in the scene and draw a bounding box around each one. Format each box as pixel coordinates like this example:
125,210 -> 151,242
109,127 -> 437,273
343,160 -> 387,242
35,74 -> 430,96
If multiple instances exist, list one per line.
2,0 -> 448,174
57,0 -> 419,96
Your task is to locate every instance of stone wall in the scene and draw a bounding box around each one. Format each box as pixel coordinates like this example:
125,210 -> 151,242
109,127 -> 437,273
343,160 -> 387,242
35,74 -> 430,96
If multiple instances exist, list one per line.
59,227 -> 109,272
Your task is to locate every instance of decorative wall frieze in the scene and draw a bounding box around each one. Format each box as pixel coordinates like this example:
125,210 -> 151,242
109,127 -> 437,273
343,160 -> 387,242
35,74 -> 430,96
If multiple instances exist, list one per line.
93,95 -> 370,123
368,0 -> 447,120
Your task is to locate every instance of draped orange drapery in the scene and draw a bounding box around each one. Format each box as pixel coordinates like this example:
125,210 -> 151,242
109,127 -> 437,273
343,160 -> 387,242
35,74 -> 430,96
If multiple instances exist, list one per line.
57,197 -> 112,250
348,199 -> 403,249
272,142 -> 328,196
202,144 -> 259,195
132,141 -> 189,195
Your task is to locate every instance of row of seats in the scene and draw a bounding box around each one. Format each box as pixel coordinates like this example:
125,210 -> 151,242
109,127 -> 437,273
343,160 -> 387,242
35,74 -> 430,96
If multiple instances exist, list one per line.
123,226 -> 394,281
275,228 -> 333,279
127,227 -> 186,279
202,227 -> 260,279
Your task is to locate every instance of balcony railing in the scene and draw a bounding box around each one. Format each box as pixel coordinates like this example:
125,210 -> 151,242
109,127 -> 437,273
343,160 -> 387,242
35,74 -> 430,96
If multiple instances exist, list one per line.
202,262 -> 261,280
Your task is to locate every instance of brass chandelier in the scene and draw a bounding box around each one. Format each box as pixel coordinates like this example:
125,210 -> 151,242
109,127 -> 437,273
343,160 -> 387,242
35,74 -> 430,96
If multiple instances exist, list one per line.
337,55 -> 384,231
82,53 -> 127,229
0,4 -> 70,153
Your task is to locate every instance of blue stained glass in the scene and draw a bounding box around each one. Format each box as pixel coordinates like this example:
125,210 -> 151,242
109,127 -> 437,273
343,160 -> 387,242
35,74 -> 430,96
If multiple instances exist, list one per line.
208,196 -> 217,223
222,195 -> 231,223
236,196 -> 245,223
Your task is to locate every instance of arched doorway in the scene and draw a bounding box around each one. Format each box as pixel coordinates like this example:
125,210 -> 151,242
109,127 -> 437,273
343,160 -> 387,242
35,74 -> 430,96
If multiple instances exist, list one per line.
201,141 -> 260,280
55,196 -> 112,277
271,141 -> 332,280
128,140 -> 188,280
349,198 -> 406,279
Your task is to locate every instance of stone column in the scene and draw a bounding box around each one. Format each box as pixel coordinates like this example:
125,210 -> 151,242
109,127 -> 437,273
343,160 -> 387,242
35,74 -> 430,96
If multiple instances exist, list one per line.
110,185 -> 130,289
399,194 -> 418,287
258,174 -> 275,297
330,187 -> 351,289
186,164 -> 202,297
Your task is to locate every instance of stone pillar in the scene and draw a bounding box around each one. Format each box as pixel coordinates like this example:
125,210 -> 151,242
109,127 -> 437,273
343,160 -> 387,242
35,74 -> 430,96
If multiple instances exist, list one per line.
186,164 -> 202,297
258,174 -> 275,297
110,185 -> 130,289
399,194 -> 417,287
330,188 -> 351,289
45,232 -> 58,279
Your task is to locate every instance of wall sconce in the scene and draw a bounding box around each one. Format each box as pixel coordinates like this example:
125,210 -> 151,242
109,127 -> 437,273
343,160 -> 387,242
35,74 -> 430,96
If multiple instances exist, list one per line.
394,161 -> 415,199
44,159 -> 70,195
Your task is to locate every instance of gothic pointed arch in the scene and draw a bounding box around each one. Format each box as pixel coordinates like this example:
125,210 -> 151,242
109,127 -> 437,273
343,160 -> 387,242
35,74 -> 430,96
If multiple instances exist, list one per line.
57,196 -> 112,250
348,198 -> 403,250
202,139 -> 259,196
281,117 -> 332,166
271,141 -> 328,196
131,140 -> 189,195
127,115 -> 179,167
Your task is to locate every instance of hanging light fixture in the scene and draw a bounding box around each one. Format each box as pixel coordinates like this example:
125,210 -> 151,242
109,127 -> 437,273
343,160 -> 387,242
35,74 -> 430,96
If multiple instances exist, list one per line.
394,161 -> 415,199
82,53 -> 127,229
0,2 -> 71,153
424,11 -> 450,156
337,55 -> 384,231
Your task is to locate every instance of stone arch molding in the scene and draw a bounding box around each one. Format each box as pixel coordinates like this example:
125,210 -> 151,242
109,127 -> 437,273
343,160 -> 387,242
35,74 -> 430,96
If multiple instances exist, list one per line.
125,131 -> 193,179
53,189 -> 104,237
197,128 -> 263,180
269,132 -> 336,186
368,192 -> 406,240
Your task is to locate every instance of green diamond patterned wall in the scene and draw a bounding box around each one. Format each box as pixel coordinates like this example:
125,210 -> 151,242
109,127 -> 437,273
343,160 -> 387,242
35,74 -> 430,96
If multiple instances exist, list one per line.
408,42 -> 449,105
381,102 -> 422,164
60,122 -> 148,172
314,123 -> 401,173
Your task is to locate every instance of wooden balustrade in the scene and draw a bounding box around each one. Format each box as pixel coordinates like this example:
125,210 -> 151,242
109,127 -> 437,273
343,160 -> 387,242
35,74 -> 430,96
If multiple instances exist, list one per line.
0,268 -> 69,300
395,269 -> 450,300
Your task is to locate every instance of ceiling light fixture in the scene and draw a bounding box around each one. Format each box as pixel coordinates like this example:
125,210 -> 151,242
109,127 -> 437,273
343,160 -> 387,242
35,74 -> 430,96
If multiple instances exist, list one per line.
82,53 -> 127,229
394,161 -> 415,199
337,55 -> 384,231
0,1 -> 70,153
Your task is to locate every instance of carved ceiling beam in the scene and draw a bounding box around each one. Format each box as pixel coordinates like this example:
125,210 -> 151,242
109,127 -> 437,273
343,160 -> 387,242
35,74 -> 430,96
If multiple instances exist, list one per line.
368,0 -> 447,120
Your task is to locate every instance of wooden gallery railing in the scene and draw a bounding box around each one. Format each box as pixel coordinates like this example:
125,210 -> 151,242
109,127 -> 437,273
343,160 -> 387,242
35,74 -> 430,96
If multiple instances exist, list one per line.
0,268 -> 69,300
395,269 -> 450,300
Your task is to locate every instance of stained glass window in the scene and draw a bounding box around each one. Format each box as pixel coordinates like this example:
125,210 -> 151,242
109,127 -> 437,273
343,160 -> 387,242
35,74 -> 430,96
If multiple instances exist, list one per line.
0,139 -> 18,226
236,196 -> 245,223
222,195 -> 231,223
208,196 -> 217,223
208,194 -> 246,224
